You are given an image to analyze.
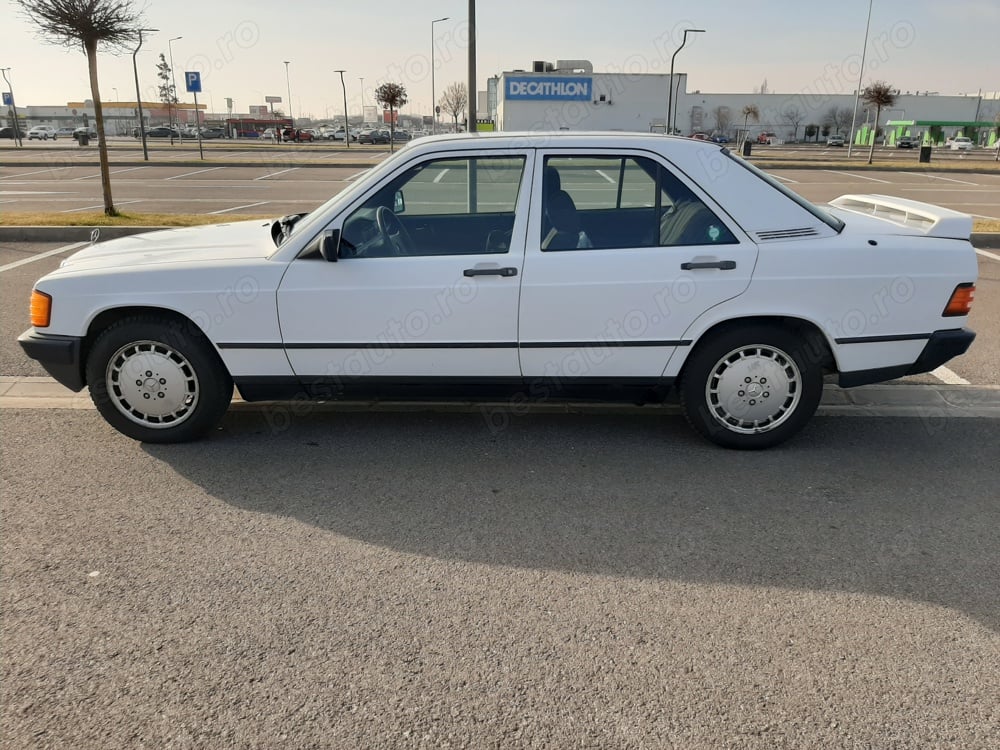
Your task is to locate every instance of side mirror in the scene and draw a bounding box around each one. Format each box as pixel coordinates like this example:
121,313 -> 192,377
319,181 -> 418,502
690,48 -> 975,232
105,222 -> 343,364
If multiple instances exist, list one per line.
319,229 -> 341,262
393,190 -> 405,214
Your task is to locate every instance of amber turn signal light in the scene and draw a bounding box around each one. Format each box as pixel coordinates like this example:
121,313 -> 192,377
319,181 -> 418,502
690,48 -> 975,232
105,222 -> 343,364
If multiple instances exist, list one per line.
30,289 -> 52,328
942,283 -> 975,317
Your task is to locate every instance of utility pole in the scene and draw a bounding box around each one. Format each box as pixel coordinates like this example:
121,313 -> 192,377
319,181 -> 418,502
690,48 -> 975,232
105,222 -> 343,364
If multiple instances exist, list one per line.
284,61 -> 293,128
168,36 -> 182,144
133,28 -> 159,161
467,0 -> 476,132
335,70 -> 349,148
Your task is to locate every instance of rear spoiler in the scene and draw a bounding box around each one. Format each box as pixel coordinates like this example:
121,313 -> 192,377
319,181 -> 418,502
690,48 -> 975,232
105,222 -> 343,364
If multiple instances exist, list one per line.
828,194 -> 973,239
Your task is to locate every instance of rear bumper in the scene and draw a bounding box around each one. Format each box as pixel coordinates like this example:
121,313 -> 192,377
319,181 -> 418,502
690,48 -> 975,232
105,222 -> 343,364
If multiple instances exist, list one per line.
17,330 -> 85,391
839,328 -> 976,388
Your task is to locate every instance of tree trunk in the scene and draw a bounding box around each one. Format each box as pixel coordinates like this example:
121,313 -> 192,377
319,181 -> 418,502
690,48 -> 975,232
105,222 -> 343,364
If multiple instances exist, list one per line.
867,105 -> 881,165
86,40 -> 117,216
389,104 -> 395,153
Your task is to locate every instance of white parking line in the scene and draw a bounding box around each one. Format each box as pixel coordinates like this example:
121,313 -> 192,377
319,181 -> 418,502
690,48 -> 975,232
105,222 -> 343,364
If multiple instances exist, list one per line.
823,170 -> 892,184
59,199 -> 143,213
921,174 -> 980,186
0,242 -> 87,273
770,174 -> 800,184
931,366 -> 970,385
253,168 -> 299,181
208,201 -> 271,215
433,169 -> 451,184
975,248 -> 1000,262
73,167 -> 148,181
345,171 -> 368,182
166,167 -> 225,180
0,168 -> 62,180
595,169 -> 616,184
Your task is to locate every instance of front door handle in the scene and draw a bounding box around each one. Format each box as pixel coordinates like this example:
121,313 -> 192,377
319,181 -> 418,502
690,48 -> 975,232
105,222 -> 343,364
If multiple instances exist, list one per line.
680,260 -> 736,270
464,266 -> 518,277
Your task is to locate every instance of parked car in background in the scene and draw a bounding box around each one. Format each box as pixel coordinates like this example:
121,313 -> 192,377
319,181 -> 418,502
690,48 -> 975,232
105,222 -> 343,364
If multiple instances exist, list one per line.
392,130 -> 411,142
19,132 -> 978,449
301,128 -> 320,139
950,136 -> 974,151
56,126 -> 77,137
710,133 -> 729,143
74,126 -> 97,138
281,128 -> 315,143
689,132 -> 709,141
409,130 -> 429,140
757,132 -> 778,145
0,126 -> 17,139
146,126 -> 181,138
27,125 -> 58,140
896,135 -> 918,149
357,129 -> 390,144
826,134 -> 845,147
200,127 -> 227,139
325,127 -> 356,141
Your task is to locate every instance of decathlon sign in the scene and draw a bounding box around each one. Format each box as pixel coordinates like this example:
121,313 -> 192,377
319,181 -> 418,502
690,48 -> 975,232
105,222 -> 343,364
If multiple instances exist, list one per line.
505,76 -> 592,101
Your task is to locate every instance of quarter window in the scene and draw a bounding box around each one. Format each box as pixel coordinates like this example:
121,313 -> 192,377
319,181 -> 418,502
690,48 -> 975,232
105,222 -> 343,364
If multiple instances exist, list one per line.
541,155 -> 737,251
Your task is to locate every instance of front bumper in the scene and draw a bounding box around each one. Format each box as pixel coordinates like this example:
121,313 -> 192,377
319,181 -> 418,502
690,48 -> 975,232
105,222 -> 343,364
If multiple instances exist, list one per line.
17,330 -> 85,391
839,328 -> 976,388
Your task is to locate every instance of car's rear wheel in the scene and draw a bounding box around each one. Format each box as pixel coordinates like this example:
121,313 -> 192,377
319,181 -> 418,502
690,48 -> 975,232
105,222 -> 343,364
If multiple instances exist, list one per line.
86,315 -> 232,443
680,324 -> 823,449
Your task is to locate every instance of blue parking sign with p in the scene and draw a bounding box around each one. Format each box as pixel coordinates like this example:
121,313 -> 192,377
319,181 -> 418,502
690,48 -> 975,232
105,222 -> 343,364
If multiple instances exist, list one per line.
2,92 -> 12,106
185,72 -> 202,93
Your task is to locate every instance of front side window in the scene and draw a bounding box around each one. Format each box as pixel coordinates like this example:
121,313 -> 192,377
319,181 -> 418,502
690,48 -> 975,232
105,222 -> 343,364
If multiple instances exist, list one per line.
541,155 -> 737,251
340,155 -> 526,258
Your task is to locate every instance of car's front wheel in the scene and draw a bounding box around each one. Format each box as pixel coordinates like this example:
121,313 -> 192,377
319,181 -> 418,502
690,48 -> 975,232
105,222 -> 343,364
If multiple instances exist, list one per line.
86,315 -> 233,443
679,324 -> 823,449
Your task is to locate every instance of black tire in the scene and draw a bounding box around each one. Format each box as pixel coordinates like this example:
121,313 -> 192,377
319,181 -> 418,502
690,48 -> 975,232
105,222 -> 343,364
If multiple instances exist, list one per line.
85,315 -> 233,443
679,323 -> 823,450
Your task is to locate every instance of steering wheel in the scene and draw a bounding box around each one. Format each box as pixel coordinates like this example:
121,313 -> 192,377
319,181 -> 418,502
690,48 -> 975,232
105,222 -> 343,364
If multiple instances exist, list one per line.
375,206 -> 415,256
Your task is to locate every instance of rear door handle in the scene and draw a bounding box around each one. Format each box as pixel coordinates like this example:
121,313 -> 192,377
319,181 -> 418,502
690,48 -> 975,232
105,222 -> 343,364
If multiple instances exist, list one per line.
463,266 -> 518,277
680,260 -> 736,270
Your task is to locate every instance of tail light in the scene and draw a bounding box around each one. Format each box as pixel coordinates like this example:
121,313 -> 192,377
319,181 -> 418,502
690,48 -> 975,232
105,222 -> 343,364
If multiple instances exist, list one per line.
942,283 -> 975,317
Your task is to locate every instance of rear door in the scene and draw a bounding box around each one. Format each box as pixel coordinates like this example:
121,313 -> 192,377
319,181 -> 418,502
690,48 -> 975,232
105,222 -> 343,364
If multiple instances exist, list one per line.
517,150 -> 758,382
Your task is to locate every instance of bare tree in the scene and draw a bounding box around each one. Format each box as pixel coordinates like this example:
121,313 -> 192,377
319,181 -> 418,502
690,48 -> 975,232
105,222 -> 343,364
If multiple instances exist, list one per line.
374,82 -> 407,152
713,106 -> 732,137
16,0 -> 143,216
156,53 -> 177,140
862,81 -> 896,164
439,82 -> 468,131
823,106 -> 853,135
739,104 -> 760,149
781,106 -> 805,142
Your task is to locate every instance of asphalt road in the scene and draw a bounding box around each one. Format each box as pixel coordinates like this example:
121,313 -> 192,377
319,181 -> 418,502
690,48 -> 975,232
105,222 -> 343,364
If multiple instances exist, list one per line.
2,407 -> 999,748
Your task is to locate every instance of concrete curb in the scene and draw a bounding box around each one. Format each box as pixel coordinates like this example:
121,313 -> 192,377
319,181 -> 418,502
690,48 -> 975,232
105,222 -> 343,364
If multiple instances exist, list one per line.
2,377 -> 998,417
3,225 -> 998,248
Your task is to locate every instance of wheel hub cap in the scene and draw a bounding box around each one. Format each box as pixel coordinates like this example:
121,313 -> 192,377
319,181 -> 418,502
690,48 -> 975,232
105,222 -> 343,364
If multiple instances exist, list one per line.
106,341 -> 199,427
706,344 -> 801,434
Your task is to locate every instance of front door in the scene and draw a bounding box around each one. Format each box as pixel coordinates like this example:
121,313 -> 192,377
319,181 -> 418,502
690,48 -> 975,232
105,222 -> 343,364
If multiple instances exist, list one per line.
276,151 -> 533,395
517,151 -> 758,385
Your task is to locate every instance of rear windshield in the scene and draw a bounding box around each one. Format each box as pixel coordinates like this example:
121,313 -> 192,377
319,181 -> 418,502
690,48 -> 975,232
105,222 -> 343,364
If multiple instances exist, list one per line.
724,151 -> 845,233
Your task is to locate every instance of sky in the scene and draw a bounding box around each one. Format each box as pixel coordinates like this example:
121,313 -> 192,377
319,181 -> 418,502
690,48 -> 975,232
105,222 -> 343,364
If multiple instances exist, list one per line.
2,0 -> 998,121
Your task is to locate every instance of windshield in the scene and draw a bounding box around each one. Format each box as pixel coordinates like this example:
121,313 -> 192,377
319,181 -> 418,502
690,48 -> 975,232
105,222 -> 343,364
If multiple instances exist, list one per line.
725,151 -> 845,233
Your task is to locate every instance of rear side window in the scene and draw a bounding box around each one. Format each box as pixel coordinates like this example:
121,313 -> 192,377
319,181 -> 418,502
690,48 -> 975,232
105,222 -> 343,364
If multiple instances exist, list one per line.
541,155 -> 737,251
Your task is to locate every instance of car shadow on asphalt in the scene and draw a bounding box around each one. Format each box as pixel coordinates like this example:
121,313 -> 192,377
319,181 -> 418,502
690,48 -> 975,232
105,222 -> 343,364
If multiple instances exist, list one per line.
145,410 -> 999,631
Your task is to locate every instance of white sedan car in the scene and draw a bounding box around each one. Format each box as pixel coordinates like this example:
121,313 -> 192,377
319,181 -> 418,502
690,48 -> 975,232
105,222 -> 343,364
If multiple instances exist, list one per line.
20,132 -> 977,448
949,136 -> 974,151
27,125 -> 58,140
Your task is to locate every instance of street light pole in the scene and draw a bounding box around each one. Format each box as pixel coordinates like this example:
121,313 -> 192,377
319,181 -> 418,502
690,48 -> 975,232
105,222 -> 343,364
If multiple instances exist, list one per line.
284,61 -> 293,128
847,0 -> 873,158
1,67 -> 23,147
112,86 -> 119,134
666,28 -> 704,136
467,1 -> 476,131
431,16 -> 449,135
359,77 -> 365,123
133,28 -> 159,161
335,70 -> 350,148
168,36 -> 182,143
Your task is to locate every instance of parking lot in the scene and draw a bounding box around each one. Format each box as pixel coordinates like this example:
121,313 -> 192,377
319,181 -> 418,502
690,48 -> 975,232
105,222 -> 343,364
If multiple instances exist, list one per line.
2,146 -> 999,747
